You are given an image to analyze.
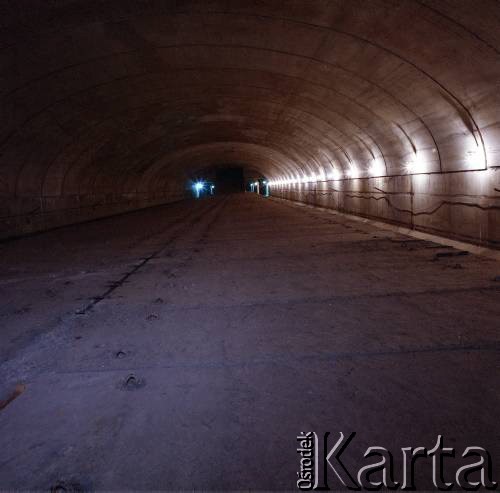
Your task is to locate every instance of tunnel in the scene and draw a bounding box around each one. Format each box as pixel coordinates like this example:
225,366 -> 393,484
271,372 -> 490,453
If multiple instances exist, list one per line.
0,1 -> 499,490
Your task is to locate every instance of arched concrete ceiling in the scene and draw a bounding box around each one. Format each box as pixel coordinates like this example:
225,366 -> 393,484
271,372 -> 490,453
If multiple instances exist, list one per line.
1,0 -> 500,198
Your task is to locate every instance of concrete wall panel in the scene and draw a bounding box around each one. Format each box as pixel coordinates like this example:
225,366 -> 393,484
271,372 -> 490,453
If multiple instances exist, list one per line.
272,168 -> 500,247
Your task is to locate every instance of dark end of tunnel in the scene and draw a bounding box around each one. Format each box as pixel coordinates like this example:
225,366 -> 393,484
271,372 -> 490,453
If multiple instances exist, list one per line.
190,166 -> 248,196
215,166 -> 245,194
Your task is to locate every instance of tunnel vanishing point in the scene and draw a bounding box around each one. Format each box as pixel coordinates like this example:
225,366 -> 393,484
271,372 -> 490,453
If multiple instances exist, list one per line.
0,1 -> 499,491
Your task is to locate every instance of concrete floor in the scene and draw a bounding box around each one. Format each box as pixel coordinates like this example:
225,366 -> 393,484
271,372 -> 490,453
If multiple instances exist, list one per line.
0,193 -> 499,490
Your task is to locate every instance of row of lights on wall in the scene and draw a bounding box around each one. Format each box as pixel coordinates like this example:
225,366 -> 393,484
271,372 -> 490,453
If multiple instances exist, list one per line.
267,158 -> 384,187
268,146 -> 485,187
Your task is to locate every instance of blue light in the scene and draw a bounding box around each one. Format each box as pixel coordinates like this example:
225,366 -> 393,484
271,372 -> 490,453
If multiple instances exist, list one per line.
193,181 -> 205,198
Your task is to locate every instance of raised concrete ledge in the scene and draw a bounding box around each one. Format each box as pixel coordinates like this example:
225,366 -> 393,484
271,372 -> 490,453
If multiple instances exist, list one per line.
0,195 -> 188,243
270,196 -> 500,263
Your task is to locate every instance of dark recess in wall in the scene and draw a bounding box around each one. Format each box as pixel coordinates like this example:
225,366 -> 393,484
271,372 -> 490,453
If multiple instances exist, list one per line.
215,167 -> 244,193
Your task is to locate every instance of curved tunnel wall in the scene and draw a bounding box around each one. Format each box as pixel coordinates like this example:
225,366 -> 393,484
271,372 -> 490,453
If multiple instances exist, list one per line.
1,1 -> 500,245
